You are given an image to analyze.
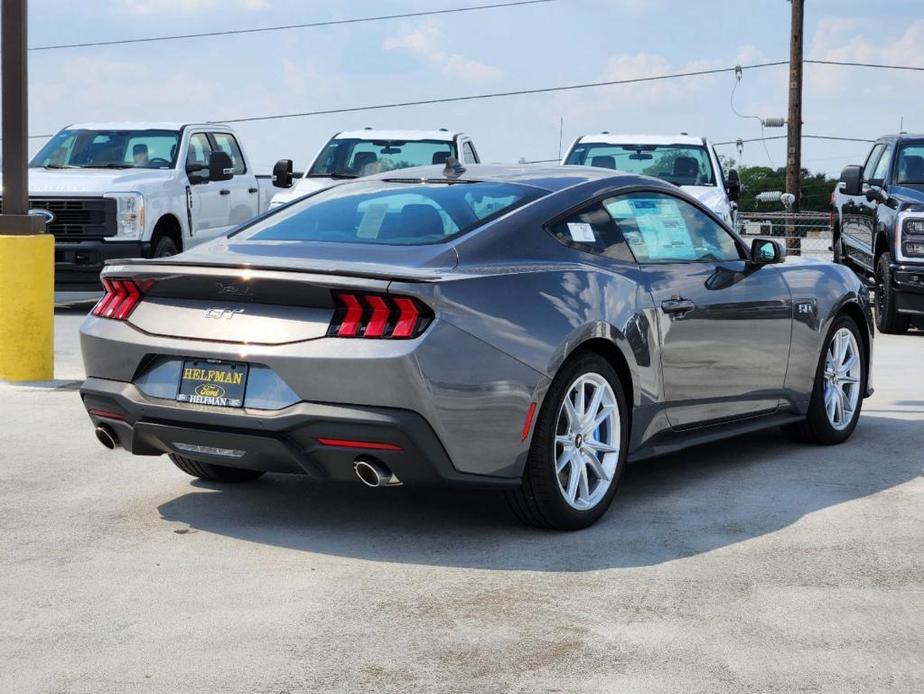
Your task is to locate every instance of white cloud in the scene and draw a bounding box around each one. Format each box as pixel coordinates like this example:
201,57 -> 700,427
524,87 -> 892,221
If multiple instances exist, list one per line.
115,0 -> 269,15
383,21 -> 503,83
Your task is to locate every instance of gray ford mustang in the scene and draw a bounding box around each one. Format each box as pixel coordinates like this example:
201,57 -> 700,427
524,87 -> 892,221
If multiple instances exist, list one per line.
80,164 -> 874,530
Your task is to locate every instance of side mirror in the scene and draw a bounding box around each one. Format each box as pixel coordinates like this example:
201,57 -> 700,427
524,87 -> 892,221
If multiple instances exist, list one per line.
750,238 -> 784,265
726,168 -> 741,202
273,158 -> 294,188
840,164 -> 863,197
208,150 -> 234,183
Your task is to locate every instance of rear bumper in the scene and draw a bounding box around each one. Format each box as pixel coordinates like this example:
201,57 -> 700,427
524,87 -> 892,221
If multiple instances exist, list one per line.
55,240 -> 150,291
81,377 -> 520,488
890,262 -> 924,316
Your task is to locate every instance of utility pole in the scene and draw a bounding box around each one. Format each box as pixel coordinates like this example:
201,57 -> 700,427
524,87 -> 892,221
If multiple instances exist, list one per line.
0,0 -> 54,382
785,0 -> 804,254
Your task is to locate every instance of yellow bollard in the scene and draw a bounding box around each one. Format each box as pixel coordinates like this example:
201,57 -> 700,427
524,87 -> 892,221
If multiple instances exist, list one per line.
0,234 -> 54,381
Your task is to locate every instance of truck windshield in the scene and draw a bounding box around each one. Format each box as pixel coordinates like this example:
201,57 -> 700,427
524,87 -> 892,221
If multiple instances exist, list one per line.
565,143 -> 717,186
239,179 -> 543,245
308,138 -> 457,178
897,143 -> 924,184
30,129 -> 180,169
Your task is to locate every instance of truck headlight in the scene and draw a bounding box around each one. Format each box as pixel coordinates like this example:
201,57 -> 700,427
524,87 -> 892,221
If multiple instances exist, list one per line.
904,219 -> 924,235
103,192 -> 145,241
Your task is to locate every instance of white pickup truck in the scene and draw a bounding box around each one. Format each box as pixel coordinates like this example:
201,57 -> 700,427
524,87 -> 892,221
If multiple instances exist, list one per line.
270,128 -> 481,208
562,133 -> 740,227
24,122 -> 274,290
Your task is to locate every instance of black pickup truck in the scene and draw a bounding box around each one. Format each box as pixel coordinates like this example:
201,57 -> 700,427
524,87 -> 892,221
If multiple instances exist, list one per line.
833,134 -> 924,333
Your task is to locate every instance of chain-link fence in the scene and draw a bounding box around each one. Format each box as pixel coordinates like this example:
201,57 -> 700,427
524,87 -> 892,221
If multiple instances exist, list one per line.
736,212 -> 833,258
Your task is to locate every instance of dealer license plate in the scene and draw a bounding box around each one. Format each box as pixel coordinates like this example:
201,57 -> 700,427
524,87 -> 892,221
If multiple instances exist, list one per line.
177,360 -> 248,408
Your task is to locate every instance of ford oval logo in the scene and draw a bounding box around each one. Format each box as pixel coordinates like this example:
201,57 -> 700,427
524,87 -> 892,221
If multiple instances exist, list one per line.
28,208 -> 55,225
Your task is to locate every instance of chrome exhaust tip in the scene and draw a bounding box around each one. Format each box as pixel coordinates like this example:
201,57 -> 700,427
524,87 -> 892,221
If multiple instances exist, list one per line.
353,458 -> 401,487
94,425 -> 118,450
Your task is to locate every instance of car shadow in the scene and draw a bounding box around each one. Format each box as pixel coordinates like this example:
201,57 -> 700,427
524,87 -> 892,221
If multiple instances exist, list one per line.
157,414 -> 922,571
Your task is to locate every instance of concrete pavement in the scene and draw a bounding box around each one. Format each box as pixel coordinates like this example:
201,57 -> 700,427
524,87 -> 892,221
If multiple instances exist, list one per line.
1,309 -> 922,693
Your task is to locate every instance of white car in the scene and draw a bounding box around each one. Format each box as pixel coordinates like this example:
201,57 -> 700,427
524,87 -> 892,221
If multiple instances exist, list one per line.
25,122 -> 274,291
562,133 -> 739,227
270,128 -> 481,208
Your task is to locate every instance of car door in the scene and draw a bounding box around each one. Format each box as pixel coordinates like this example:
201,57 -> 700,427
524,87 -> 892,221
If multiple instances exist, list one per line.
603,191 -> 792,428
209,131 -> 259,227
841,143 -> 885,268
185,131 -> 230,245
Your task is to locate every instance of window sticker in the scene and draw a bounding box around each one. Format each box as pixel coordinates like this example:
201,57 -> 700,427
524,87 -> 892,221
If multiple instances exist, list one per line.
629,198 -> 696,260
567,222 -> 596,243
356,203 -> 389,238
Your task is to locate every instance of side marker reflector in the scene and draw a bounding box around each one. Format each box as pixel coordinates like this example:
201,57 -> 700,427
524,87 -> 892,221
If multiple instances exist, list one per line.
521,402 -> 537,441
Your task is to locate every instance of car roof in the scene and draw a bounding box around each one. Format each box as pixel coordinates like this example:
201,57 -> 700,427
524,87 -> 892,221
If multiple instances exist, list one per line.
363,163 -> 648,192
65,122 -> 231,132
334,129 -> 460,142
575,133 -> 706,146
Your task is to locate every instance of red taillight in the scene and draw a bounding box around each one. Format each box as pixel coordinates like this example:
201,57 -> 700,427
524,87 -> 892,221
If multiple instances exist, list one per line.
329,293 -> 431,339
92,277 -> 146,321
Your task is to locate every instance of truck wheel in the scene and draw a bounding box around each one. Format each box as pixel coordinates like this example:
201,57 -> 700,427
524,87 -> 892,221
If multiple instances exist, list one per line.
874,252 -> 909,334
153,236 -> 179,258
169,454 -> 265,482
783,314 -> 866,445
505,352 -> 628,530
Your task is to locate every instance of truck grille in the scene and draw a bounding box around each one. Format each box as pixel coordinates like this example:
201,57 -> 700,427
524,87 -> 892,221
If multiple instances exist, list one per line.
0,196 -> 118,238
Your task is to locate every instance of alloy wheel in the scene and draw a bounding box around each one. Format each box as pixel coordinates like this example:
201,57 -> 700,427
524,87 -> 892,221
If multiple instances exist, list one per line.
553,372 -> 621,510
823,327 -> 861,431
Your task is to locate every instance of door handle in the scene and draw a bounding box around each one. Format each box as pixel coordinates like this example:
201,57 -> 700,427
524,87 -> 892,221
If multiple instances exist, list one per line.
661,297 -> 696,316
219,189 -> 231,196
248,187 -> 258,194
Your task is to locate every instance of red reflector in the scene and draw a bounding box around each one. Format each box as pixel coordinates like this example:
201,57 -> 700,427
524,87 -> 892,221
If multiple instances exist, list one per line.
88,408 -> 125,421
338,293 -> 363,337
521,402 -> 537,441
364,295 -> 390,337
317,437 -> 402,452
391,297 -> 420,338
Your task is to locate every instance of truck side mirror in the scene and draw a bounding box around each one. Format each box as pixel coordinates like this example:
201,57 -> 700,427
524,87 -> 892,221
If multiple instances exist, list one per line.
726,168 -> 741,202
273,159 -> 294,188
840,164 -> 863,197
208,151 -> 234,182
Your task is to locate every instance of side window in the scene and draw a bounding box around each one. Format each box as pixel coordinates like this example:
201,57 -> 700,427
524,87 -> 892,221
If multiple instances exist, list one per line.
871,144 -> 893,183
211,132 -> 246,175
547,203 -> 634,262
462,141 -> 478,164
863,144 -> 885,182
603,192 -> 742,263
186,133 -> 212,183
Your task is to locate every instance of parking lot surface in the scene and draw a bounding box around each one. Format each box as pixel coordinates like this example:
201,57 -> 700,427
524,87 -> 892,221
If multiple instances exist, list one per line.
1,307 -> 922,693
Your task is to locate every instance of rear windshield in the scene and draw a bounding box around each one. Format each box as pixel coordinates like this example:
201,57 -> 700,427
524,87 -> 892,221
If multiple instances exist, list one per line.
565,142 -> 716,186
309,138 -> 457,178
240,180 -> 544,245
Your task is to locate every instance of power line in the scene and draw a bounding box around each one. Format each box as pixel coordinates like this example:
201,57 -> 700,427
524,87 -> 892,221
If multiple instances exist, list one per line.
714,134 -> 874,146
804,59 -> 924,72
216,61 -> 789,124
29,0 -> 555,51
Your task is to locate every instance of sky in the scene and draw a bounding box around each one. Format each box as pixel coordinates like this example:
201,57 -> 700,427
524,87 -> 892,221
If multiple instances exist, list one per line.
19,0 -> 924,175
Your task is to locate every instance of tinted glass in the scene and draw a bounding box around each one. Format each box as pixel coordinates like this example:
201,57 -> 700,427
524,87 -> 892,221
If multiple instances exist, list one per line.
241,180 -> 543,245
603,192 -> 741,263
30,129 -> 180,169
211,132 -> 246,174
565,143 -> 716,186
548,203 -> 634,262
897,143 -> 924,184
463,141 -> 478,164
309,138 -> 457,177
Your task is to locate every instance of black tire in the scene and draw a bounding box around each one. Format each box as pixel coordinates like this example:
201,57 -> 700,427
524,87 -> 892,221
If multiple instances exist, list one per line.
169,454 -> 265,483
506,351 -> 629,531
153,236 -> 179,258
874,252 -> 909,334
782,315 -> 866,445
